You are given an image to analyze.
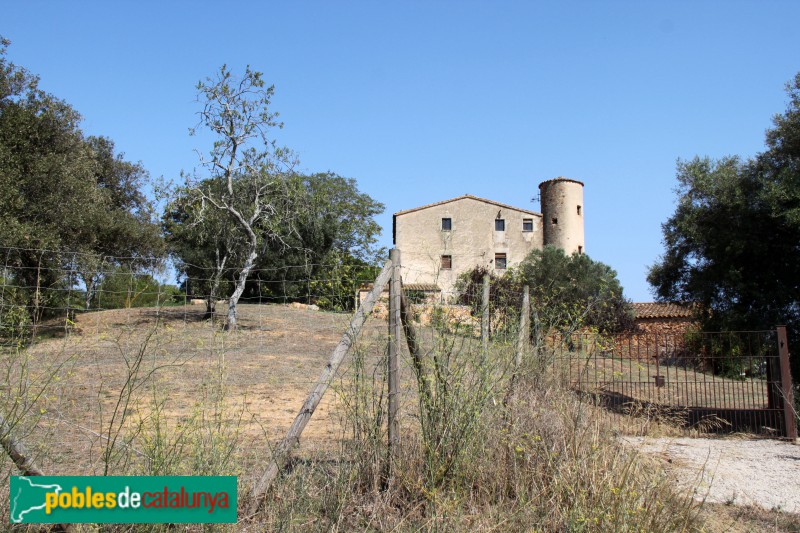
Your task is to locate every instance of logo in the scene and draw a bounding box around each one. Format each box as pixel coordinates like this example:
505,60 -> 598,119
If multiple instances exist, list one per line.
10,476 -> 237,524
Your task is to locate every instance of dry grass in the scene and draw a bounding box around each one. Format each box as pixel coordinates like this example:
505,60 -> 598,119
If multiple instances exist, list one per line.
0,303 -> 790,531
572,353 -> 771,409
29,304 -> 381,451
699,503 -> 800,532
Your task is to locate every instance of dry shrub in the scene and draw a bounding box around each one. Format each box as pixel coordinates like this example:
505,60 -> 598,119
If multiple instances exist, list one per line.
253,337 -> 702,532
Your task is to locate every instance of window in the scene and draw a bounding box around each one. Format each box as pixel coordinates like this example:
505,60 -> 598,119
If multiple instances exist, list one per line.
441,255 -> 452,269
495,219 -> 505,231
577,246 -> 583,255
551,217 -> 558,225
522,218 -> 533,232
494,253 -> 507,270
442,217 -> 452,231
577,205 -> 582,216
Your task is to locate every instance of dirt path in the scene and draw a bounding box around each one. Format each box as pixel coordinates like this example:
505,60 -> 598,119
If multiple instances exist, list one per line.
624,436 -> 800,513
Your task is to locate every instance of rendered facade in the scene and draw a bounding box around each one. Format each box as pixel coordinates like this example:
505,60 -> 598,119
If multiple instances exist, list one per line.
393,177 -> 585,297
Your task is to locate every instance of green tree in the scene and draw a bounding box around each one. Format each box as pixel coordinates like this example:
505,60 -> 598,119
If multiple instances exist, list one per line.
456,247 -> 633,339
307,250 -> 381,311
163,179 -> 246,319
517,246 -> 633,337
455,264 -> 522,330
245,172 -> 384,309
165,171 -> 385,313
0,38 -> 162,319
189,65 -> 298,331
96,265 -> 179,310
648,73 -> 800,342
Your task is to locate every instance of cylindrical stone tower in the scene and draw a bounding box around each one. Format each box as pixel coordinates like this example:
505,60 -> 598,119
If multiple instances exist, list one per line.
539,177 -> 585,255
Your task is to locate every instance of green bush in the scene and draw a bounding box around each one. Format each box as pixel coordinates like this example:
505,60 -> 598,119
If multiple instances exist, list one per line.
96,266 -> 182,309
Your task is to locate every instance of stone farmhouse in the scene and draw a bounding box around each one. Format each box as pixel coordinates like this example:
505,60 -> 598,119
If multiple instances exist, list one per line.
393,177 -> 585,298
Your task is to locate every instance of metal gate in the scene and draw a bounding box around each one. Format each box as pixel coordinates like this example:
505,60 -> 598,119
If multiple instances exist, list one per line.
553,326 -> 797,438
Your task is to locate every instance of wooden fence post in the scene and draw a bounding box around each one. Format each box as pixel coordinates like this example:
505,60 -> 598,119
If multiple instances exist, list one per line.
505,285 -> 530,409
777,326 -> 797,440
0,414 -> 77,532
516,285 -> 530,369
387,249 -> 401,472
400,289 -> 432,406
481,273 -> 490,358
248,260 -> 394,513
0,414 -> 44,477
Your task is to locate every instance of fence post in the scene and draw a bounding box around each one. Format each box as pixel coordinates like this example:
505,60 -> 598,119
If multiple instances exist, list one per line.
516,285 -> 530,368
400,289 -> 432,406
481,273 -> 490,357
248,260 -> 394,512
0,414 -> 44,477
777,326 -> 797,440
388,248 -> 401,469
1,416 -> 93,532
505,285 -> 530,408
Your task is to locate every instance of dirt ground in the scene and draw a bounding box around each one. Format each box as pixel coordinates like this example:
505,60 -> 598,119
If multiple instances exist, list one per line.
8,303 -> 397,477
624,435 -> 800,513
7,303 -> 800,530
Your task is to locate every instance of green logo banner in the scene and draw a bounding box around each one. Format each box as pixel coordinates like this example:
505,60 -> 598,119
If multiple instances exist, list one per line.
10,476 -> 237,524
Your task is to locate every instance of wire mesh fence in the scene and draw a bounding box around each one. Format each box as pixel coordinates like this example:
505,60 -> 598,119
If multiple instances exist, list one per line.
0,246 -> 397,491
0,244 -> 795,508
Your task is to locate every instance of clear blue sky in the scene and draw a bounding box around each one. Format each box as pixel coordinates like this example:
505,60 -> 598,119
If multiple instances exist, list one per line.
5,2 -> 799,301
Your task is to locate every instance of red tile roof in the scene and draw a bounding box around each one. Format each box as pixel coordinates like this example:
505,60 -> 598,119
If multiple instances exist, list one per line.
393,194 -> 542,217
403,284 -> 441,291
632,302 -> 696,319
358,283 -> 440,292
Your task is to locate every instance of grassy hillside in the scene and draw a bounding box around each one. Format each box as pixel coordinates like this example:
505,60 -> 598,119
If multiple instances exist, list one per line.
0,303 -> 790,530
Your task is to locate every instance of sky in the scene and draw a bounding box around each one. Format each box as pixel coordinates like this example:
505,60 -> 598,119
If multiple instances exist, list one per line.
4,2 -> 799,301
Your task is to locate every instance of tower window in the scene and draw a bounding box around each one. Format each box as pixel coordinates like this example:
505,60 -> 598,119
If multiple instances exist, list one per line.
577,205 -> 582,215
495,219 -> 505,231
441,255 -> 452,269
495,253 -> 507,270
442,218 -> 452,231
578,246 -> 583,255
522,219 -> 533,232
552,218 -> 558,225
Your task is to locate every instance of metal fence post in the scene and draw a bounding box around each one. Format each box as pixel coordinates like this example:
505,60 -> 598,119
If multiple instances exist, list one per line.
777,326 -> 797,440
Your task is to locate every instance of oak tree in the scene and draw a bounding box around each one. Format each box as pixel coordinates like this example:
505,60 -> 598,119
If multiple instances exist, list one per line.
649,73 -> 800,345
189,65 -> 298,330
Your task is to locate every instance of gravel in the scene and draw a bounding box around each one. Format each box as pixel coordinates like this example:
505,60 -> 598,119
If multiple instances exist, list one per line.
624,436 -> 800,513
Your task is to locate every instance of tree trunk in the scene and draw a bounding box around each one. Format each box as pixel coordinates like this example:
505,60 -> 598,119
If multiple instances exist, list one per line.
206,249 -> 228,321
84,277 -> 94,310
225,246 -> 257,331
204,298 -> 216,320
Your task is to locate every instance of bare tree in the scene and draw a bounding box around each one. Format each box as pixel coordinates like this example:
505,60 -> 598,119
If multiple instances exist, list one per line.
190,66 -> 297,331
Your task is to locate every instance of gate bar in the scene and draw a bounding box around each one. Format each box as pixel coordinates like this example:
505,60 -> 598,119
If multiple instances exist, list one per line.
777,326 -> 797,440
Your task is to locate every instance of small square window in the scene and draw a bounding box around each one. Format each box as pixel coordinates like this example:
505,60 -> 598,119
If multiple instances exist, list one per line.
442,218 -> 452,231
522,219 -> 533,232
495,219 -> 505,231
551,217 -> 558,225
495,253 -> 507,270
441,255 -> 452,269
577,205 -> 582,216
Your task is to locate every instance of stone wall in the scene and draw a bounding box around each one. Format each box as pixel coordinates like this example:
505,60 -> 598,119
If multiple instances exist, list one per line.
395,196 -> 543,297
635,316 -> 697,336
611,318 -> 699,360
539,178 -> 585,255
